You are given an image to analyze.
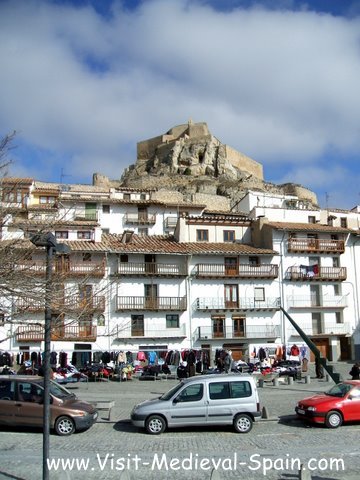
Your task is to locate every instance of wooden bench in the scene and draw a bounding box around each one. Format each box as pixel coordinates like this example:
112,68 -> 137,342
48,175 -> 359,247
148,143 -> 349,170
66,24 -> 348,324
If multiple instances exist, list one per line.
92,400 -> 115,421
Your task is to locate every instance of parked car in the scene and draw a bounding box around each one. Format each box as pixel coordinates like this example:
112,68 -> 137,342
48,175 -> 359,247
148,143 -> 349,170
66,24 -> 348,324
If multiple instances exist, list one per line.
295,380 -> 360,428
0,375 -> 98,435
131,373 -> 261,435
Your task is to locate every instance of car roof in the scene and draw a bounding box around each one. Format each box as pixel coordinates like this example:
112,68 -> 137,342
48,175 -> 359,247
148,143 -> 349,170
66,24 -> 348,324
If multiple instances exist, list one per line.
0,375 -> 43,381
181,374 -> 254,385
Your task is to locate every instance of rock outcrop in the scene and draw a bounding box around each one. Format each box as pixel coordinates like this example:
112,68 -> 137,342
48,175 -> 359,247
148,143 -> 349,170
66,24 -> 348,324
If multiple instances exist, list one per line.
94,120 -> 318,211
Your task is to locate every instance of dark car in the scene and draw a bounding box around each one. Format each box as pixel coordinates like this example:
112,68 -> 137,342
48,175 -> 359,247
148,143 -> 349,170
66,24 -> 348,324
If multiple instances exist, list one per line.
0,375 -> 98,435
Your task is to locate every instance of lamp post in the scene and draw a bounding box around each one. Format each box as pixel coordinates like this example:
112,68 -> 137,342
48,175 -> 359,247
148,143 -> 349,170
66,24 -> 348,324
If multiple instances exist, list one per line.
30,233 -> 70,480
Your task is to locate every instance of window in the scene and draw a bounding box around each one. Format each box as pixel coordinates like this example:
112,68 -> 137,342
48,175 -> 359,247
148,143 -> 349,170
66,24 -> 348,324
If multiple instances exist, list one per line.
138,228 -> 148,236
140,193 -> 146,200
166,314 -> 179,328
82,253 -> 92,262
123,193 -> 131,201
254,287 -> 265,302
55,231 -> 68,239
340,217 -> 347,228
308,216 -> 316,224
230,381 -> 252,398
0,312 -> 5,326
0,380 -> 14,400
196,229 -> 208,242
102,205 -> 110,214
233,316 -> 245,337
102,228 -> 110,235
40,196 -> 56,204
176,384 -> 203,402
77,231 -> 92,240
209,382 -> 230,400
223,230 -> 235,242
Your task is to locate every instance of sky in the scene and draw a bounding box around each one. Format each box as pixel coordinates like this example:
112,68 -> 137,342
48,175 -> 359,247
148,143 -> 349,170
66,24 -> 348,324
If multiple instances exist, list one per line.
1,0 -> 360,210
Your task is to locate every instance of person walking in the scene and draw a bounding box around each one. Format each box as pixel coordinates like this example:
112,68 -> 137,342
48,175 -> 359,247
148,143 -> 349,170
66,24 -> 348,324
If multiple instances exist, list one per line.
315,356 -> 324,379
349,362 -> 360,380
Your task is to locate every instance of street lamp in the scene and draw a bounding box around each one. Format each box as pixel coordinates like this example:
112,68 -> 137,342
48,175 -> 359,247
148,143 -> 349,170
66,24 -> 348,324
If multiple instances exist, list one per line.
30,233 -> 70,480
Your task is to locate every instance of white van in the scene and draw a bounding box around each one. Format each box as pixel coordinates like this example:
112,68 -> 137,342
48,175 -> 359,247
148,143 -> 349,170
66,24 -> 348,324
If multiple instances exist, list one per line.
131,373 -> 261,435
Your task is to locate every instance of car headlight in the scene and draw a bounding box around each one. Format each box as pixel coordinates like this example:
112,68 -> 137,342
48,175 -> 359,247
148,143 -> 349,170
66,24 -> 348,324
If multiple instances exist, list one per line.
307,406 -> 316,412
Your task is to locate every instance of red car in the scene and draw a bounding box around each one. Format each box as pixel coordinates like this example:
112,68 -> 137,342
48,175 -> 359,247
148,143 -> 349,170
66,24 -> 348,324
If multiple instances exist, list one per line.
295,381 -> 360,428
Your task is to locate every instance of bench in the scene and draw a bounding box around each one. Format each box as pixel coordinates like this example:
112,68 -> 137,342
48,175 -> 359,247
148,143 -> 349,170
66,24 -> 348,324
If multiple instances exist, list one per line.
92,400 -> 115,421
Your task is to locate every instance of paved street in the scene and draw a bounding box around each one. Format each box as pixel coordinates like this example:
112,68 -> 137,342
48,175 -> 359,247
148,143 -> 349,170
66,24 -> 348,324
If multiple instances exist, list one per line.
0,362 -> 359,480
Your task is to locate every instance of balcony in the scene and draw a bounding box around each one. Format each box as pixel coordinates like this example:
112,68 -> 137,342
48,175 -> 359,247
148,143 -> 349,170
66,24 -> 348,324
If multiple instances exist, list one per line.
287,322 -> 351,337
194,297 -> 281,311
115,323 -> 186,339
74,211 -> 98,222
116,296 -> 187,311
15,323 -> 97,342
286,295 -> 348,309
285,266 -> 347,282
194,324 -> 281,341
287,238 -> 345,254
124,213 -> 156,225
192,263 -> 278,279
116,262 -> 187,277
13,259 -> 106,278
14,295 -> 106,314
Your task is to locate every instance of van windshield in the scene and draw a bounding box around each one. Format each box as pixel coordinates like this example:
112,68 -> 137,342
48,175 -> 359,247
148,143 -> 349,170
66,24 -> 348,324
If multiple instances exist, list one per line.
160,382 -> 184,401
49,380 -> 75,399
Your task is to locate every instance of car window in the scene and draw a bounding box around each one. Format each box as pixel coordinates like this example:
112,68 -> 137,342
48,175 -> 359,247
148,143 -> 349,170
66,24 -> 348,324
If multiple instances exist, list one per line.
209,382 -> 230,400
0,380 -> 14,401
230,381 -> 252,398
176,384 -> 203,402
325,383 -> 352,398
49,380 -> 74,399
18,382 -> 44,403
160,382 -> 184,401
350,387 -> 360,399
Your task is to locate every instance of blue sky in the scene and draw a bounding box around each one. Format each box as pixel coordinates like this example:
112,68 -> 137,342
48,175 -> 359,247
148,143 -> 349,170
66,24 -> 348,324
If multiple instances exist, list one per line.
1,0 -> 360,209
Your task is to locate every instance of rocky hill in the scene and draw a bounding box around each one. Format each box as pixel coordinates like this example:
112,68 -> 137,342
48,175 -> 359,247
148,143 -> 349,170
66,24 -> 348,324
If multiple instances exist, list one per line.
94,120 -> 318,211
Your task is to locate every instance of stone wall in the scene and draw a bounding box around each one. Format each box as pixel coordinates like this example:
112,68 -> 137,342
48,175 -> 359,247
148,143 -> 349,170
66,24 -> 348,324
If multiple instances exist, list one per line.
192,193 -> 230,211
225,145 -> 264,180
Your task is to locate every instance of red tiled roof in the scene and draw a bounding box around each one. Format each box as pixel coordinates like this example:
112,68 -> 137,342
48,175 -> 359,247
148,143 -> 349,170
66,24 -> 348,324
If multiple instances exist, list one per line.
266,221 -> 352,234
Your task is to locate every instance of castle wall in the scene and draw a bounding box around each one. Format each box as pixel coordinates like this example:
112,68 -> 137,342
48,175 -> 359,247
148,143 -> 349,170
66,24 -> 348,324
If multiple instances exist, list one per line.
225,145 -> 263,180
192,193 -> 230,211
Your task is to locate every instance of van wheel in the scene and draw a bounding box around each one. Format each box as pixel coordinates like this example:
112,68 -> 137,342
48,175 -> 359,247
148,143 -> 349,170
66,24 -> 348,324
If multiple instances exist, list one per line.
55,416 -> 75,436
234,414 -> 253,433
325,411 -> 343,429
145,415 -> 166,435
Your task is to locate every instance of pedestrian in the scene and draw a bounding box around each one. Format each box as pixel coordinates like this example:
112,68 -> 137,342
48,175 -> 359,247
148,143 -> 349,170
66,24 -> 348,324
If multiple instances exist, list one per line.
315,356 -> 324,379
349,362 -> 360,380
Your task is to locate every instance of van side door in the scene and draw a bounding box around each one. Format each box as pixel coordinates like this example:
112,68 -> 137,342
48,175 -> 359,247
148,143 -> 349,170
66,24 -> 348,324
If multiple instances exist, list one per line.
169,383 -> 207,427
15,381 -> 44,427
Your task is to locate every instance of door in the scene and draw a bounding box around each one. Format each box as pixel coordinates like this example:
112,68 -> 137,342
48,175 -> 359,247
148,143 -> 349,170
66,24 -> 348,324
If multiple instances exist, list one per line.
169,383 -> 207,427
15,381 -> 44,427
144,284 -> 158,309
79,284 -> 93,310
212,317 -> 224,338
224,284 -> 238,308
310,285 -> 321,307
233,317 -> 245,337
138,207 -> 148,223
145,254 -> 156,274
311,313 -> 323,334
85,203 -> 97,221
55,255 -> 70,274
310,338 -> 330,361
0,379 -> 16,425
131,314 -> 144,336
224,257 -> 238,276
342,386 -> 360,421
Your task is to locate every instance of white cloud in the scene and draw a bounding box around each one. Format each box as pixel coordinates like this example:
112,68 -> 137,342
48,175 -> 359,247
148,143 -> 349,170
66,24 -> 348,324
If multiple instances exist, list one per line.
0,0 -> 359,207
